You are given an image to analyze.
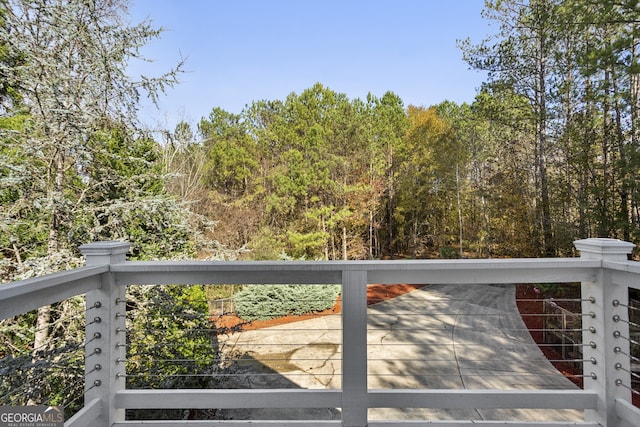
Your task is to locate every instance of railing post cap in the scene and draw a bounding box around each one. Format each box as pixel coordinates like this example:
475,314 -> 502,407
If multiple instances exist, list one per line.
574,238 -> 635,260
80,241 -> 131,265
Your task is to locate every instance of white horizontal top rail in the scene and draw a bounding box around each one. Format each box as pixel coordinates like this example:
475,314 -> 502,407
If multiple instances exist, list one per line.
112,258 -> 600,286
0,265 -> 107,319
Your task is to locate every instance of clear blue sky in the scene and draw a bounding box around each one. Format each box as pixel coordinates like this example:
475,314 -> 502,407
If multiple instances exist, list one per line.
128,0 -> 492,130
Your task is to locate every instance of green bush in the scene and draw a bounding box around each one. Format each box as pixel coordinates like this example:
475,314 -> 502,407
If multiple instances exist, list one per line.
234,284 -> 340,321
439,246 -> 460,259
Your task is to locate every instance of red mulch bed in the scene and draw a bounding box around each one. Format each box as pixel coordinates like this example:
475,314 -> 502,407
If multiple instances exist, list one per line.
515,284 -> 584,388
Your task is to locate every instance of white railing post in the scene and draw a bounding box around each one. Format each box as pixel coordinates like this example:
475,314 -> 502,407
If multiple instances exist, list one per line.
575,238 -> 635,427
341,270 -> 368,427
80,241 -> 130,427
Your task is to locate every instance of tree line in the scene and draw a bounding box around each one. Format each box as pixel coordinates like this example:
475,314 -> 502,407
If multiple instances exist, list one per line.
1,0 -> 639,272
462,0 -> 640,256
165,0 -> 640,261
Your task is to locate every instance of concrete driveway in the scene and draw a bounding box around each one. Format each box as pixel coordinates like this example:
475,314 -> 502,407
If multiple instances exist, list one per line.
216,283 -> 583,422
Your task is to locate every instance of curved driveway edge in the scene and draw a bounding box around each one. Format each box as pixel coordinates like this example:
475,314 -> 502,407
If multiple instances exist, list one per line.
217,283 -> 583,422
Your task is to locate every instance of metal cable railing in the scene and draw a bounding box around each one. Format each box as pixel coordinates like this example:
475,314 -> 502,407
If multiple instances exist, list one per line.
611,296 -> 640,402
367,285 -> 587,384
125,285 -> 343,390
0,297 -> 89,419
0,283 -> 634,422
117,281 -> 608,422
122,284 -> 343,420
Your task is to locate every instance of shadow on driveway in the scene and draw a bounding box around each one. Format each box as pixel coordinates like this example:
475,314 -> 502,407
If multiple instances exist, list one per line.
212,283 -> 583,422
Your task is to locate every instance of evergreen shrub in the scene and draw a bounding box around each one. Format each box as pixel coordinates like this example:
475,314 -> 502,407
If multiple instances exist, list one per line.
439,246 -> 460,259
234,284 -> 341,321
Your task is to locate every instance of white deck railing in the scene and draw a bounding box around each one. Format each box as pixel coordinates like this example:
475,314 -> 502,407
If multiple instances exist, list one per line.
1,238 -> 639,427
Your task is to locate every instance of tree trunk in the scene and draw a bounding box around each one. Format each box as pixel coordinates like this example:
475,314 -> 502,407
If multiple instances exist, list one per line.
536,23 -> 553,256
31,153 -> 66,402
322,216 -> 329,260
456,161 -> 463,257
631,36 -> 640,238
387,144 -> 394,259
368,209 -> 374,259
27,303 -> 51,405
611,66 -> 630,241
599,68 -> 612,237
342,226 -> 347,260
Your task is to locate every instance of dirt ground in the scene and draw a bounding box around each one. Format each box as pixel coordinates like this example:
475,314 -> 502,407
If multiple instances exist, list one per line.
514,284 -> 584,388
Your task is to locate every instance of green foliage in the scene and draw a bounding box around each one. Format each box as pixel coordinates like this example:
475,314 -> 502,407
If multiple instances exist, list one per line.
246,227 -> 286,260
0,1 -> 198,417
125,285 -> 218,419
234,284 -> 340,321
285,230 -> 330,259
459,0 -> 640,253
126,285 -> 216,388
0,296 -> 85,413
0,0 -> 186,261
533,282 -> 580,298
206,284 -> 243,301
74,123 -> 196,260
197,84 -> 410,260
394,105 -> 459,255
0,113 -> 49,263
0,7 -> 22,107
439,247 -> 460,259
87,124 -> 165,200
77,197 -> 195,261
200,108 -> 258,198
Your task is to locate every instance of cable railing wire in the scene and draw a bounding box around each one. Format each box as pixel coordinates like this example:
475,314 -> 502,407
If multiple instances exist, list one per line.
0,298 -> 90,419
123,288 -> 596,393
2,284 -> 616,406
